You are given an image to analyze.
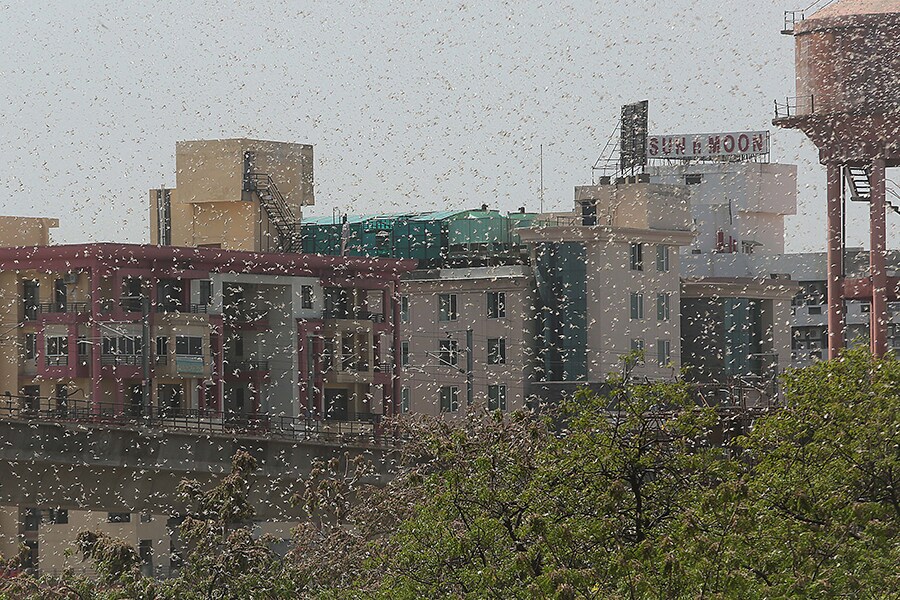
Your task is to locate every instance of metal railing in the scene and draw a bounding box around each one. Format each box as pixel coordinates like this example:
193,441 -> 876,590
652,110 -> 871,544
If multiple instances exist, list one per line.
774,95 -> 815,119
782,0 -> 835,34
100,354 -> 142,366
322,309 -> 385,322
532,215 -> 584,228
0,395 -> 400,446
45,355 -> 68,366
224,360 -> 270,374
37,302 -> 89,314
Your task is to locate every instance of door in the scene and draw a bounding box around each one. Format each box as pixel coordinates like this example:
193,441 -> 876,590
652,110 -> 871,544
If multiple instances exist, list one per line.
325,389 -> 348,421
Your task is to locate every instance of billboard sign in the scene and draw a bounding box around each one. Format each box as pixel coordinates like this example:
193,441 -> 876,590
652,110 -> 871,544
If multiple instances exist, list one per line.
620,100 -> 649,174
647,131 -> 769,160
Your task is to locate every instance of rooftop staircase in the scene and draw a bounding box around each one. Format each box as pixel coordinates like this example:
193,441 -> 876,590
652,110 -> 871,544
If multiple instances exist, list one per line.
247,172 -> 301,253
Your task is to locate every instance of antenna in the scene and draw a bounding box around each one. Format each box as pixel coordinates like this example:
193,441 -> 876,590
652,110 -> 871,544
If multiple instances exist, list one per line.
540,144 -> 544,214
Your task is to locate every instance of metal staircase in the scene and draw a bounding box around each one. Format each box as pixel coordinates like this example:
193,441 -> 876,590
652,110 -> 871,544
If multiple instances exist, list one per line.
247,172 -> 301,252
845,166 -> 900,215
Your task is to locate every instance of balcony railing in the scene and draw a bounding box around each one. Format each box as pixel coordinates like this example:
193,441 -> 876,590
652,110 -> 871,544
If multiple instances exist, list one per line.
45,355 -> 68,366
224,360 -> 270,374
774,95 -> 815,119
0,395 -> 400,446
156,303 -> 209,314
36,302 -> 89,314
101,354 -> 142,366
323,309 -> 385,323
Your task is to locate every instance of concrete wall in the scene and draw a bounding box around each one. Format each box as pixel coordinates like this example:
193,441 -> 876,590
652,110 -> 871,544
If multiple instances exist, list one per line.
648,162 -> 797,255
151,139 -> 314,251
587,237 -> 683,379
0,216 -> 59,248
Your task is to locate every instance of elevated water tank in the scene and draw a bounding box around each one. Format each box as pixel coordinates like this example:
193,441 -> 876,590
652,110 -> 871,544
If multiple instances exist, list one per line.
793,0 -> 900,118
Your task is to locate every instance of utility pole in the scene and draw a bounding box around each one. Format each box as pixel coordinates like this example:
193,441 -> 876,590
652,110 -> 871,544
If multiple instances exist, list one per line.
466,328 -> 473,406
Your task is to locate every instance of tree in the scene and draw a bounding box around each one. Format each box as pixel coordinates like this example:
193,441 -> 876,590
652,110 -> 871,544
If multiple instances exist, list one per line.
734,346 -> 900,597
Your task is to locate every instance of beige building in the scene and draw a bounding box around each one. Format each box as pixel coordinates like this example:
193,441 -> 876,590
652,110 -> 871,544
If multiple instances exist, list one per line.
400,266 -> 537,415
150,138 -> 314,252
519,180 -> 694,384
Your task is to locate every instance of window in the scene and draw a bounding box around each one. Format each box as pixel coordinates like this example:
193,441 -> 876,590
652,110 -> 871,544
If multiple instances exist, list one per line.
487,292 -> 506,319
657,293 -> 670,321
77,337 -> 89,357
156,336 -> 168,357
656,245 -> 670,272
630,292 -> 644,320
487,338 -> 506,364
24,333 -> 37,360
630,339 -> 645,363
199,280 -> 213,306
21,386 -> 40,412
438,294 -> 457,321
102,336 -> 142,355
439,339 -> 459,367
581,200 -> 597,226
54,279 -> 67,312
439,386 -> 459,413
22,508 -> 41,531
23,280 -> 39,321
301,284 -> 313,310
140,511 -> 153,524
685,173 -> 703,185
121,277 -> 143,312
657,339 -> 671,367
488,384 -> 507,411
401,387 -> 410,413
630,243 -> 643,271
48,508 -> 68,525
400,296 -> 409,323
107,512 -> 131,523
46,336 -> 68,356
401,341 -> 409,368
175,336 -> 203,356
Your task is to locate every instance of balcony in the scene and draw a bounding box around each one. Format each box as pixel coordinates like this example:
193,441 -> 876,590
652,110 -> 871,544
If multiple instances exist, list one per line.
323,308 -> 385,323
773,95 -> 815,122
101,354 -> 142,366
45,355 -> 68,367
37,302 -> 89,315
224,360 -> 270,380
155,303 -> 209,314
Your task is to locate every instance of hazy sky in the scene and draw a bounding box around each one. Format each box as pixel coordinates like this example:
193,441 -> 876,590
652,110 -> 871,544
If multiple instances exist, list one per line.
0,0 -> 893,252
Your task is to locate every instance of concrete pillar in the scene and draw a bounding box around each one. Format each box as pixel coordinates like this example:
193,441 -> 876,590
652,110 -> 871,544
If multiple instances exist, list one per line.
90,266 -> 103,410
870,158 -> 888,357
391,282 -> 402,417
0,272 -> 19,396
826,163 -> 845,359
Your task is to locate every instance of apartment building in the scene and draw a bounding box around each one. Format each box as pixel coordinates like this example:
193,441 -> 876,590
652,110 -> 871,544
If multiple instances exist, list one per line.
521,180 -> 693,389
400,265 -> 537,415
0,139 -> 414,573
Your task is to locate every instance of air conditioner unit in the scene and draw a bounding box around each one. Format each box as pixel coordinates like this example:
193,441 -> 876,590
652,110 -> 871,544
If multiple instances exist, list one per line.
63,272 -> 79,285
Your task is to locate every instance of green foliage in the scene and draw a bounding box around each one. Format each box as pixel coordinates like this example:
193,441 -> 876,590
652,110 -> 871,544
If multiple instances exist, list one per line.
0,348 -> 896,598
